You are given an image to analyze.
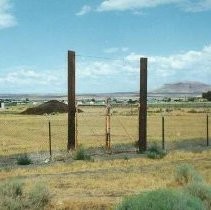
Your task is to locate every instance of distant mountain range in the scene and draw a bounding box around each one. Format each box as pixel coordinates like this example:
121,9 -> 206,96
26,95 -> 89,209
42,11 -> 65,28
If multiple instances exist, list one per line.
152,81 -> 211,94
1,81 -> 211,100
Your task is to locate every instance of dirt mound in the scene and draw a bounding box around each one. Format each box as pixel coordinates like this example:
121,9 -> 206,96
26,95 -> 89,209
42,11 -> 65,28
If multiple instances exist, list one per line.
21,100 -> 83,115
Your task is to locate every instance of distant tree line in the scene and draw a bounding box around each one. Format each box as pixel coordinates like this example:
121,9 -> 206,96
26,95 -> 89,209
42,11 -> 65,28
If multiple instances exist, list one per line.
202,91 -> 211,101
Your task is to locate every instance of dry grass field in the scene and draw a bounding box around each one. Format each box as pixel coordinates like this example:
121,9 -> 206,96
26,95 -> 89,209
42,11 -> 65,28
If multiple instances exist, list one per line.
0,105 -> 211,209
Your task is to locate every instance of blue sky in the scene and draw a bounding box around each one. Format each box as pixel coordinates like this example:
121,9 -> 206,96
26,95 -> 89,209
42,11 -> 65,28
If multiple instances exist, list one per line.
0,0 -> 211,94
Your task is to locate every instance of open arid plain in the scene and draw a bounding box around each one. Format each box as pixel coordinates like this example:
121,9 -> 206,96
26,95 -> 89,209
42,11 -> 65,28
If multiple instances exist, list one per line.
0,103 -> 211,209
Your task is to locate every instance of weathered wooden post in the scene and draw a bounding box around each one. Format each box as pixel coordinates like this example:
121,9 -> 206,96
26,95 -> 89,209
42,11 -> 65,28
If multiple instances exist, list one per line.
67,51 -> 76,150
139,57 -> 148,152
75,104 -> 78,148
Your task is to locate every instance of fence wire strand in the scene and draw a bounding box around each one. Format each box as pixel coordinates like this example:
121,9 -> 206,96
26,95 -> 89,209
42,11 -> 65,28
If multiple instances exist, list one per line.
0,108 -> 210,156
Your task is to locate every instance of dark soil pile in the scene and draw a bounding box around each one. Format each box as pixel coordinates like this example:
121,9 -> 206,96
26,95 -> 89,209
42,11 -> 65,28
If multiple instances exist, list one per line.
21,100 -> 83,115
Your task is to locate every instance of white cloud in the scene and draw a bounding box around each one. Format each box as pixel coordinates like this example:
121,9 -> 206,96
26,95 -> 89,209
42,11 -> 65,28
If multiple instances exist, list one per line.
76,5 -> 92,16
0,0 -> 17,29
181,0 -> 211,12
104,47 -> 129,53
2,45 -> 211,93
79,45 -> 211,80
150,46 -> 211,73
77,60 -> 122,78
96,0 -> 211,13
104,47 -> 119,53
122,47 -> 129,52
0,69 -> 62,86
0,68 -> 67,93
76,44 -> 211,91
126,45 -> 211,71
97,0 -> 179,11
125,45 -> 211,88
76,58 -> 139,92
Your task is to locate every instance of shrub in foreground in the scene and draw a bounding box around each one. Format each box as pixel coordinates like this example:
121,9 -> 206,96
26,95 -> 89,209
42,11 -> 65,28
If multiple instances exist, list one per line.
186,183 -> 211,210
0,180 -> 23,209
0,179 -> 50,210
116,189 -> 205,210
146,144 -> 167,159
73,146 -> 91,161
28,184 -> 50,209
0,179 -> 23,198
174,164 -> 204,185
16,154 -> 32,165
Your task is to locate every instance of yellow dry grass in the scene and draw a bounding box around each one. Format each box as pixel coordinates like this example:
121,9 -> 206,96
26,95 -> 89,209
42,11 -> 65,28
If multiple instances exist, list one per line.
0,105 -> 211,209
0,106 -> 209,155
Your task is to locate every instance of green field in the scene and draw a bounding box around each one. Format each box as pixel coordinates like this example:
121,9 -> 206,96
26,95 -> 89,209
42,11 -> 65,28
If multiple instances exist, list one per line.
0,104 -> 211,209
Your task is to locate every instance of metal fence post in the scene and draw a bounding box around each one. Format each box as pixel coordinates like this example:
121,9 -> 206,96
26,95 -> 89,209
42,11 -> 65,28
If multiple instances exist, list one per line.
48,120 -> 52,158
162,116 -> 165,149
207,115 -> 209,146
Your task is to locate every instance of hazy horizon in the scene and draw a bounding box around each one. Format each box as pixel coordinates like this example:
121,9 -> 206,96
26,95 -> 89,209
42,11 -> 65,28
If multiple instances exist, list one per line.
0,80 -> 210,96
0,1 -> 211,94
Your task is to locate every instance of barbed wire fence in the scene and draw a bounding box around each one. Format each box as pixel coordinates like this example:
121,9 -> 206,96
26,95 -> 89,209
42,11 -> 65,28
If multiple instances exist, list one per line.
0,107 -> 210,161
0,52 -> 211,159
74,104 -> 210,153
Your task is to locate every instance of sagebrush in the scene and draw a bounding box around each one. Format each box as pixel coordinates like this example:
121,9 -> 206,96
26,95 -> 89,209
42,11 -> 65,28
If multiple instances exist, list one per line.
116,189 -> 205,210
0,179 -> 50,210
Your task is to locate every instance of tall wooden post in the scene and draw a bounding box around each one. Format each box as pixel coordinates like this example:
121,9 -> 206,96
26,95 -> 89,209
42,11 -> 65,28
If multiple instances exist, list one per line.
75,104 -> 78,148
139,58 -> 148,152
67,51 -> 76,150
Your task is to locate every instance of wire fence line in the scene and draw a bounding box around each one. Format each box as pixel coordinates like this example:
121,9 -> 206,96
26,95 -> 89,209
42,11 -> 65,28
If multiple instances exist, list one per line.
0,106 -> 210,156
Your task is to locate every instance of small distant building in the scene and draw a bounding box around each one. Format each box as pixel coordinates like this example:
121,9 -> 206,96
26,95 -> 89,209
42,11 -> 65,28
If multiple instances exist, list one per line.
0,102 -> 5,110
89,101 -> 95,105
76,101 -> 83,105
